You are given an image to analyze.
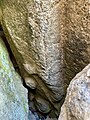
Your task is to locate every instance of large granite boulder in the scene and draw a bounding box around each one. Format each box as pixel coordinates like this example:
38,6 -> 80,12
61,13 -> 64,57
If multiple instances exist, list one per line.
59,64 -> 90,120
0,37 -> 28,120
0,0 -> 89,118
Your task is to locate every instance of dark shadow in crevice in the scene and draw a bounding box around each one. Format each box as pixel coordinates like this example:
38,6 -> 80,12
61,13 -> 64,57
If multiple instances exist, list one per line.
0,25 -> 20,74
0,25 -> 31,91
0,25 -> 37,120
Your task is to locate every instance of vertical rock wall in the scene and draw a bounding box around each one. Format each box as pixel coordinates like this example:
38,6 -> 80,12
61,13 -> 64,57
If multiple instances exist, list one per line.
0,0 -> 89,118
0,0 -> 65,118
64,0 -> 90,85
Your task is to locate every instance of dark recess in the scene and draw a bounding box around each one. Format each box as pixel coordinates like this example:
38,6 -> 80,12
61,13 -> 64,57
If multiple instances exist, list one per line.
0,25 -> 20,73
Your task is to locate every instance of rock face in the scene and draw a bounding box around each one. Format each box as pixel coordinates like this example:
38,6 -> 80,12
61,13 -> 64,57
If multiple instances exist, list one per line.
0,0 -> 89,118
59,64 -> 90,120
0,0 -> 65,117
63,0 -> 90,85
0,36 -> 28,119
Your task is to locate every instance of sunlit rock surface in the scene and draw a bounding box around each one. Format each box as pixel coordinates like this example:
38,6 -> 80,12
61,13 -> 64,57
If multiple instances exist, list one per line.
59,64 -> 90,120
0,0 -> 65,117
0,37 -> 28,120
0,0 -> 89,118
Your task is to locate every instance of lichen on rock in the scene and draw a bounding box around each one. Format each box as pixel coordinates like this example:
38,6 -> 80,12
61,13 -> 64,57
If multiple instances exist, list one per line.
0,0 -> 65,117
0,37 -> 28,120
0,0 -> 89,119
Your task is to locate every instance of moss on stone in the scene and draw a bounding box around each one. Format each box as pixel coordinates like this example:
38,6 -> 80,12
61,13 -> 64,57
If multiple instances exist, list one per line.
0,37 -> 28,119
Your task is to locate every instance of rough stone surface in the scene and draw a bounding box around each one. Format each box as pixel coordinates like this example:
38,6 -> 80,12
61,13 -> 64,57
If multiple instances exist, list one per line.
59,64 -> 90,120
0,37 -> 28,120
0,0 -> 89,118
64,0 -> 90,85
0,0 -> 65,117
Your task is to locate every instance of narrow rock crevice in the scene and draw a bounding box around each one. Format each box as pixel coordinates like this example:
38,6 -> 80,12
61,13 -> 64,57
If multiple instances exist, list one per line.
0,24 -> 41,120
0,24 -> 30,92
0,25 -> 20,74
0,24 -> 28,120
